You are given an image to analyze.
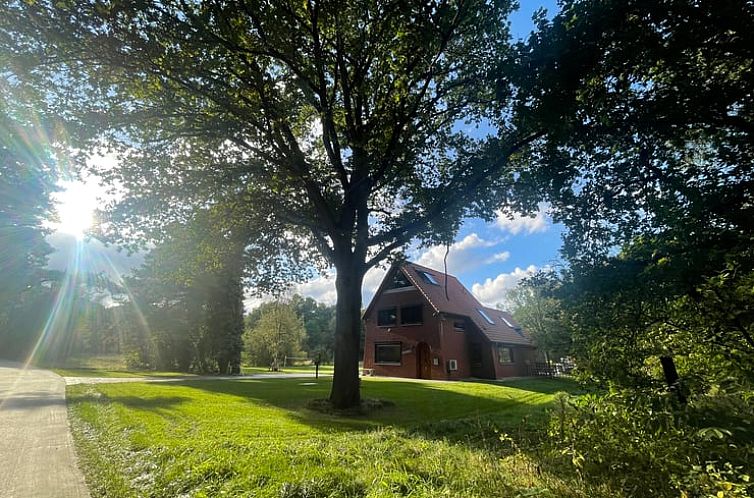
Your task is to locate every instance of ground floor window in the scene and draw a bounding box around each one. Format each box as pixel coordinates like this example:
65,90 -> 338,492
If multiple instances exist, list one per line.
375,342 -> 402,365
497,345 -> 514,364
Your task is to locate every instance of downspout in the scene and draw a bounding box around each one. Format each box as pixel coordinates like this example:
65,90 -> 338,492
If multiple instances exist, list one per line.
438,313 -> 445,378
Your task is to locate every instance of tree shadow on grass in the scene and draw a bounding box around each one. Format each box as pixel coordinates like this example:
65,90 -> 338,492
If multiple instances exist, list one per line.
68,392 -> 190,412
168,376 -> 582,440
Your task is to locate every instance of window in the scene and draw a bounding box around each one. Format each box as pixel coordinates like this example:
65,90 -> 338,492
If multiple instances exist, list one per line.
377,307 -> 397,326
497,346 -> 514,364
391,271 -> 412,289
400,305 -> 423,325
501,315 -> 514,328
453,320 -> 466,331
375,342 -> 402,365
477,308 -> 495,324
417,270 -> 440,285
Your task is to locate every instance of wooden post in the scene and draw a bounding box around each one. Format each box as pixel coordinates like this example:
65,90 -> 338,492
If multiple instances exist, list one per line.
660,356 -> 686,404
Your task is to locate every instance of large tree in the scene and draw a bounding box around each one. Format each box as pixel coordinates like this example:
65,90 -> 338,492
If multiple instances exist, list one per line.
3,0 -> 543,406
511,0 -> 754,388
123,209 -> 246,373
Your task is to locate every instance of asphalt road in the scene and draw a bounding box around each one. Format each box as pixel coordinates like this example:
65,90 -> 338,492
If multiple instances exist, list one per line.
0,361 -> 89,498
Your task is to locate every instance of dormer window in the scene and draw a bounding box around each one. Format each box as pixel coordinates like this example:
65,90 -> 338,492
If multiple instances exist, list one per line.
477,308 -> 495,325
417,270 -> 440,285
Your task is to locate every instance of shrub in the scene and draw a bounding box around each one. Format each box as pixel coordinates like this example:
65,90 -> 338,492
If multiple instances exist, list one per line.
546,389 -> 754,497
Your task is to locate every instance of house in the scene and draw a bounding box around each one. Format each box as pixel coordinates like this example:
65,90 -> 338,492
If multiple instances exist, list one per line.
362,262 -> 537,380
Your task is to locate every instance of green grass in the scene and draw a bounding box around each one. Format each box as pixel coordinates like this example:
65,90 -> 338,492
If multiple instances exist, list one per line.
55,363 -> 333,379
241,364 -> 335,375
52,368 -> 197,378
66,377 -> 624,497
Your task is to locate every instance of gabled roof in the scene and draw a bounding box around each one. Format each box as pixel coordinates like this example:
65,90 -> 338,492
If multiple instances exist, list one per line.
367,261 -> 533,346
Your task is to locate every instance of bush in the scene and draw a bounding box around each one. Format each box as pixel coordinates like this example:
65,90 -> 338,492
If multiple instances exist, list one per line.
545,389 -> 754,497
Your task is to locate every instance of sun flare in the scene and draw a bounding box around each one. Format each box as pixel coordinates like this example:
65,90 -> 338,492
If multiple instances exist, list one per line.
54,181 -> 97,238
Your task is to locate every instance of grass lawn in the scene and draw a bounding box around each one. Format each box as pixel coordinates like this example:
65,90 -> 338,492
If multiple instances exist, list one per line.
67,377 -> 614,498
53,368 -> 197,378
55,363 -> 333,379
241,364 -> 335,375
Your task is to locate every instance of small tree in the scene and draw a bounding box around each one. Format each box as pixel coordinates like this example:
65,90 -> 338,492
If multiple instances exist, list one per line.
507,277 -> 572,363
246,302 -> 305,371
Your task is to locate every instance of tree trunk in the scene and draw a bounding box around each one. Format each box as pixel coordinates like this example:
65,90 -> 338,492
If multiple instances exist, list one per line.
660,355 -> 686,404
329,256 -> 366,409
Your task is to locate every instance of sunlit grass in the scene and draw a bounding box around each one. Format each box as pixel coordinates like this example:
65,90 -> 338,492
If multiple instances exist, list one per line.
66,377 -> 611,498
53,368 -> 195,378
241,364 -> 335,375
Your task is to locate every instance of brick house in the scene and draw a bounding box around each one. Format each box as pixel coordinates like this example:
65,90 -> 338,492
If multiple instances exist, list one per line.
362,262 -> 537,380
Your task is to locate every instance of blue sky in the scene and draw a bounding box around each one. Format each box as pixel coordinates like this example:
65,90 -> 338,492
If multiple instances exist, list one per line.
49,1 -> 564,311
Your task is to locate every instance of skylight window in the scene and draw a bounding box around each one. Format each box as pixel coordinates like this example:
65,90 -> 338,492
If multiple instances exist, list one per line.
477,308 -> 495,324
501,316 -> 514,328
417,270 -> 440,285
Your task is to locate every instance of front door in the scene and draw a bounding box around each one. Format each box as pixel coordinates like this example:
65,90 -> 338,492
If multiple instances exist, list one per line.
416,342 -> 432,379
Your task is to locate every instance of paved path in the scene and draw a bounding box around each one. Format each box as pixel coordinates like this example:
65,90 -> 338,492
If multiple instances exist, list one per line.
0,361 -> 90,498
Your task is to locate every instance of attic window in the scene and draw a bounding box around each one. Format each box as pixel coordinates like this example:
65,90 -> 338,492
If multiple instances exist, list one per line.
391,271 -> 412,289
477,308 -> 495,325
501,316 -> 514,328
417,270 -> 440,285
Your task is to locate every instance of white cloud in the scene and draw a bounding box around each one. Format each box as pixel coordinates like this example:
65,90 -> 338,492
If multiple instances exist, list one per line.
415,233 -> 497,273
244,264 -> 389,311
486,251 -> 511,264
294,273 -> 338,305
471,265 -> 539,307
495,203 -> 550,235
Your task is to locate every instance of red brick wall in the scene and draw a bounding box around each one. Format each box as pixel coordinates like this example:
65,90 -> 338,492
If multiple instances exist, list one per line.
491,345 -> 538,378
437,315 -> 472,379
363,287 -> 539,380
363,289 -> 457,380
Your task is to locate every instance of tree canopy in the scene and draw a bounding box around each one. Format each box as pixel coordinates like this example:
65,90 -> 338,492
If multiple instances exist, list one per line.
513,0 -> 754,391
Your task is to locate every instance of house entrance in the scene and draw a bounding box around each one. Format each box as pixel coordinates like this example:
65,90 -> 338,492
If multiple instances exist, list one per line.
469,341 -> 493,378
416,342 -> 431,379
